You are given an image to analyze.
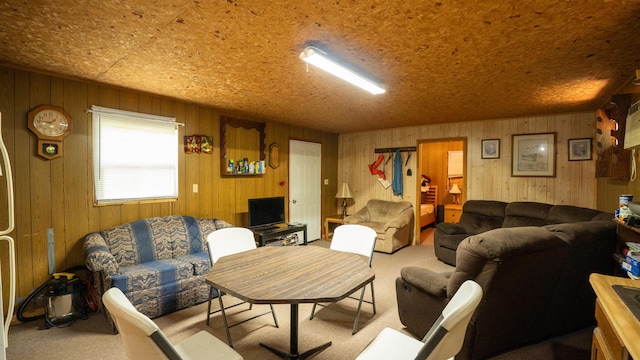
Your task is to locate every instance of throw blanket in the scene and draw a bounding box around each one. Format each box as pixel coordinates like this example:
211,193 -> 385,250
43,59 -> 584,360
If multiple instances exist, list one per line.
392,149 -> 403,196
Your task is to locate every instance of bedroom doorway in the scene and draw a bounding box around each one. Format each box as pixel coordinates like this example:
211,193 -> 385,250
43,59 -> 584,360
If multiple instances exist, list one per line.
417,138 -> 466,245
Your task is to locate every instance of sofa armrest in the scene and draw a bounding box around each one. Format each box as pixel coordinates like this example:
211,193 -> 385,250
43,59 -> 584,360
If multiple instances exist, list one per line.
344,207 -> 370,224
384,207 -> 413,230
435,222 -> 467,235
83,232 -> 119,274
400,266 -> 448,298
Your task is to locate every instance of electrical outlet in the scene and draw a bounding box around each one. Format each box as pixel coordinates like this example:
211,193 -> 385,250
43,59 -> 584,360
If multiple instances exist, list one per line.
193,184 -> 198,193
324,179 -> 329,185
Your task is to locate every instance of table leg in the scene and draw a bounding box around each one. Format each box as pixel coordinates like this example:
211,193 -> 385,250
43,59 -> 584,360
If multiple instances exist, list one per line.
260,304 -> 331,359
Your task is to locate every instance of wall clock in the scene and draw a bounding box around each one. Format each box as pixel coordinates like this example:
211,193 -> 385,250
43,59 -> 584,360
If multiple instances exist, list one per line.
27,105 -> 73,160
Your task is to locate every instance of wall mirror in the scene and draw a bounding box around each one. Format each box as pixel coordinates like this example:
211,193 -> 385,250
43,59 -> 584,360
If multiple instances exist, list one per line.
220,116 -> 266,176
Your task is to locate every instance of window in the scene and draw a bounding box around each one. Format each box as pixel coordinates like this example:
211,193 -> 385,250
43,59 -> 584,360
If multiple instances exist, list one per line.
92,105 -> 179,204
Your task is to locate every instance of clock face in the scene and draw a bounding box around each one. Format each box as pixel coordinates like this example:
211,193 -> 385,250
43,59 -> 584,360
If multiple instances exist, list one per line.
33,109 -> 69,137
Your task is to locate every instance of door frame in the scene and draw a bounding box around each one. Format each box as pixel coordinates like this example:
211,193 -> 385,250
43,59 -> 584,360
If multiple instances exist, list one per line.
415,137 -> 467,244
288,139 -> 322,241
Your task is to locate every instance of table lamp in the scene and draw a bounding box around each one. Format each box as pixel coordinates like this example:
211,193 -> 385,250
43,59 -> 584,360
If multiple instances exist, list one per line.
336,183 -> 353,217
449,184 -> 461,205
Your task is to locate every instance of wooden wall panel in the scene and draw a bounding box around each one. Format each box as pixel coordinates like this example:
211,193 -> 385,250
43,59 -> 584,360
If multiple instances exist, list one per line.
339,112 -> 599,244
0,66 -> 338,308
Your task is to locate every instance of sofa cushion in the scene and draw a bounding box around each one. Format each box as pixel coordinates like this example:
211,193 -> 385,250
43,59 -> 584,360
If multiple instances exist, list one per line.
457,200 -> 507,235
126,277 -> 199,318
356,221 -> 386,236
502,202 -> 553,228
110,259 -> 194,293
175,252 -> 211,276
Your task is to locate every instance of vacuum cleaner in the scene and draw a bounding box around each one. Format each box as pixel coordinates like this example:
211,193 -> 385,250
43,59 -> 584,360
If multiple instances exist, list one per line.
17,271 -> 88,328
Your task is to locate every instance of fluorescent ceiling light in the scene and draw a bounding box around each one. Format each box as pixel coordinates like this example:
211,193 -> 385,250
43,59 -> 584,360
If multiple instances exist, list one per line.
300,46 -> 386,95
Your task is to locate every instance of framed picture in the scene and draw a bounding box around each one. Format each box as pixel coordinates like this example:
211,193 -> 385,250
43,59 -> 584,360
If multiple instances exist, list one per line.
201,135 -> 213,154
184,135 -> 201,154
481,139 -> 500,159
512,132 -> 556,177
568,138 -> 592,161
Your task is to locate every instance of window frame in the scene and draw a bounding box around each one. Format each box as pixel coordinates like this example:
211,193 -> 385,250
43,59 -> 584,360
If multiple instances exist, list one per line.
91,105 -> 180,205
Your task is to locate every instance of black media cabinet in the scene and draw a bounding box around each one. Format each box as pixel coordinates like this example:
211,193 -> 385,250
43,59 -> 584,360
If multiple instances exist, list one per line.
250,223 -> 307,247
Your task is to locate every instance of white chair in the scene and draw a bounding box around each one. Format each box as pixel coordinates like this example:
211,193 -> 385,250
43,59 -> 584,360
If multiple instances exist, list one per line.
102,287 -> 243,360
206,227 -> 278,347
356,280 -> 483,360
309,224 -> 377,334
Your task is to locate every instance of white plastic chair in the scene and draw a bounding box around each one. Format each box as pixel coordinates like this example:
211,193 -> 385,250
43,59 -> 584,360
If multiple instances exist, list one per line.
206,227 -> 278,347
309,224 -> 377,334
356,280 -> 483,360
102,287 -> 243,360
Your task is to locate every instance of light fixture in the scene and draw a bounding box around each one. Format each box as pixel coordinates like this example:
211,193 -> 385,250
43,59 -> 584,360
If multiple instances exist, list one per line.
633,69 -> 640,86
336,182 -> 353,217
449,184 -> 461,205
300,46 -> 386,95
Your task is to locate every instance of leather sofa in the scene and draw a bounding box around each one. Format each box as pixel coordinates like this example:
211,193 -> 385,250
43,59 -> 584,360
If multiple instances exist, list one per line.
344,199 -> 414,253
397,218 -> 617,360
434,200 -> 610,265
84,215 -> 232,323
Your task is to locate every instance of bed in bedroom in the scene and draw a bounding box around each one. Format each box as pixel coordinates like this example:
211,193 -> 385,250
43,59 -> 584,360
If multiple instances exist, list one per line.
420,185 -> 438,228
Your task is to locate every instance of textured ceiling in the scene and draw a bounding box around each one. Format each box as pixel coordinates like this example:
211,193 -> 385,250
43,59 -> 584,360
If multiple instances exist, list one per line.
1,0 -> 639,133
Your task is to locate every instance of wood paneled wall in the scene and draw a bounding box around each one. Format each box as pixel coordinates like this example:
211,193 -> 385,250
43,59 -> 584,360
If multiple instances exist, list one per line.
339,113 -> 598,244
0,66 -> 338,307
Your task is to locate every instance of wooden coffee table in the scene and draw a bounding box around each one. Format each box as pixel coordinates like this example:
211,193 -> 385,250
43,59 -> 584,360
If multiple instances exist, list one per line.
206,245 -> 375,359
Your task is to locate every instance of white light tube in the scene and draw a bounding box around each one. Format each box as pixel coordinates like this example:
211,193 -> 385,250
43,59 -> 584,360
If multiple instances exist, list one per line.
300,46 -> 386,95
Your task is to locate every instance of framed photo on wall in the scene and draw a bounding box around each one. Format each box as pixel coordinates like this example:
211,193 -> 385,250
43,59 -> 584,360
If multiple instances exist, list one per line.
568,138 -> 592,161
481,139 -> 500,159
512,132 -> 556,177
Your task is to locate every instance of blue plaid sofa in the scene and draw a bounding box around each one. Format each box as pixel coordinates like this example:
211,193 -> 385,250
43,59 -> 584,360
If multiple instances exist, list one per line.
83,215 -> 233,323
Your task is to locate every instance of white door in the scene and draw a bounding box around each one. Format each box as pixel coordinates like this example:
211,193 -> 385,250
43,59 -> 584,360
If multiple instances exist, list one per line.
289,140 -> 322,241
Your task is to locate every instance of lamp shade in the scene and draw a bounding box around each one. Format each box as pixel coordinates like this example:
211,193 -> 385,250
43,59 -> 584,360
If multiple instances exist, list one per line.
449,184 -> 461,194
336,183 -> 353,199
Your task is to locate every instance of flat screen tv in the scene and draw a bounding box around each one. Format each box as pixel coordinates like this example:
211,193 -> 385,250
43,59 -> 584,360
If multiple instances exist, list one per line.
248,196 -> 285,229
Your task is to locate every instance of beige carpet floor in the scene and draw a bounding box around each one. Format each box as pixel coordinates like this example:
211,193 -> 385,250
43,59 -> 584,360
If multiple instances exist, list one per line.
5,237 -> 593,359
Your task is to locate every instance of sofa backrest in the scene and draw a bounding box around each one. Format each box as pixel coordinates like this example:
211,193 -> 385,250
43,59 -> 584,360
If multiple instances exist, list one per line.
538,220 -> 616,337
363,199 -> 412,223
547,204 -> 606,224
98,216 -> 232,267
502,201 -> 553,228
450,226 -> 570,359
457,200 -> 507,235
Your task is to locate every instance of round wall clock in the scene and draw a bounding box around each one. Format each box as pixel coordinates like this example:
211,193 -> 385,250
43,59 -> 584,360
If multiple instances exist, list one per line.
28,105 -> 73,140
27,105 -> 73,160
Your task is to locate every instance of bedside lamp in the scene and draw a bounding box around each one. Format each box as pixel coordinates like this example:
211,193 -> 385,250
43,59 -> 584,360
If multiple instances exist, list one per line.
336,183 -> 353,217
449,184 -> 461,205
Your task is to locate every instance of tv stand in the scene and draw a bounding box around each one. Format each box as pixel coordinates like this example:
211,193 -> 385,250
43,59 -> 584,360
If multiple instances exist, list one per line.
259,224 -> 279,231
250,223 -> 307,247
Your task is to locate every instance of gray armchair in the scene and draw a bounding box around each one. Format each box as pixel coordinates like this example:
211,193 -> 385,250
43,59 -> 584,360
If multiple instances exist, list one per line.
344,199 -> 414,253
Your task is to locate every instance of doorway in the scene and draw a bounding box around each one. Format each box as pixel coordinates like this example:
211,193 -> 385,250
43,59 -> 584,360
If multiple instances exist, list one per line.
417,138 -> 466,244
289,140 -> 322,241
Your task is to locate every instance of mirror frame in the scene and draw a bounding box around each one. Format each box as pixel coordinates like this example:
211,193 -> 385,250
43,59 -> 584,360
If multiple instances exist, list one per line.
219,116 -> 266,176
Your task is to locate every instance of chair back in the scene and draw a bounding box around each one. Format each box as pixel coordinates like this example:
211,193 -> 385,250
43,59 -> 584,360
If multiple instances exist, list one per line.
207,227 -> 257,264
330,224 -> 377,266
103,287 -> 180,359
417,280 -> 483,360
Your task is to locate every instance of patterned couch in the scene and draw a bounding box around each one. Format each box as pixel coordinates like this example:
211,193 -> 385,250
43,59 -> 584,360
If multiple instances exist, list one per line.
83,215 -> 232,324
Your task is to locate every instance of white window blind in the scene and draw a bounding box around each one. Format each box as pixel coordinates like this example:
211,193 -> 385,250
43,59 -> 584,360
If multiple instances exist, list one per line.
448,150 -> 463,177
92,105 -> 178,204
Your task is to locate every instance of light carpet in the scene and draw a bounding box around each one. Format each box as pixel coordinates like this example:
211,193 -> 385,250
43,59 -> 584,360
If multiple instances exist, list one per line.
5,239 -> 593,359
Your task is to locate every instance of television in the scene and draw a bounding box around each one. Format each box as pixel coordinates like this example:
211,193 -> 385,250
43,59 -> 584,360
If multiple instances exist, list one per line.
248,196 -> 285,229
